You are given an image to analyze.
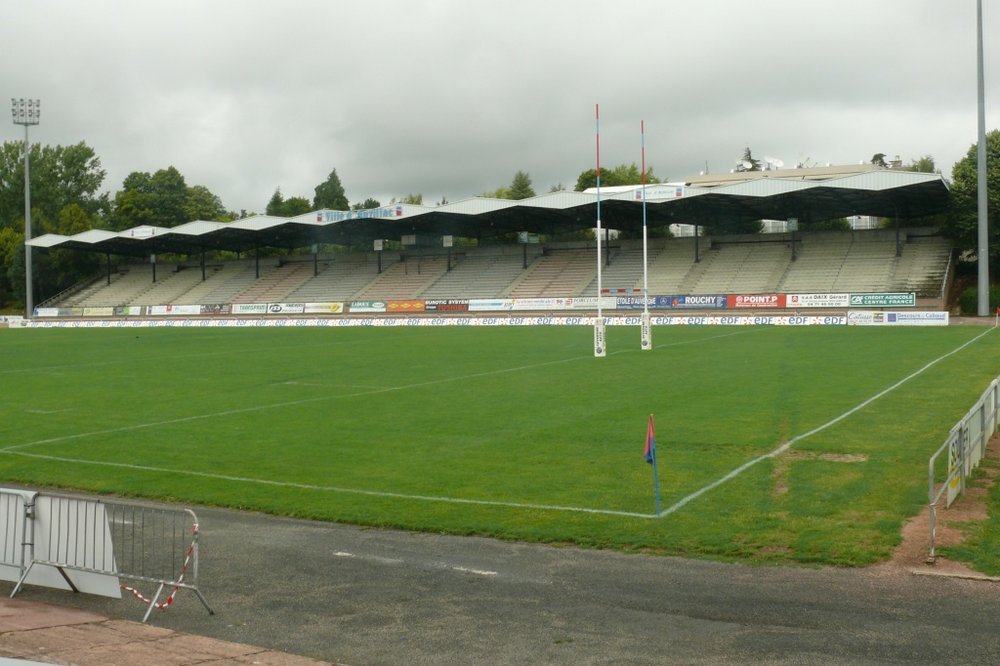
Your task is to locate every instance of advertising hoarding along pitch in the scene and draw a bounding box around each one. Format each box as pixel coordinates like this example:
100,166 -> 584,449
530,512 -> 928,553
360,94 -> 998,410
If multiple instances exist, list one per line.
848,293 -> 916,307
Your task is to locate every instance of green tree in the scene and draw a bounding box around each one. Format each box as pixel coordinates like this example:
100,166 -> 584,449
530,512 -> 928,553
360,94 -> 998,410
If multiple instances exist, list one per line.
480,187 -> 510,199
574,163 -> 657,191
282,196 -> 312,216
0,141 -> 108,232
947,129 -> 1000,272
353,198 -> 381,210
183,185 -> 226,221
871,153 -> 888,168
313,169 -> 348,210
266,188 -> 285,216
908,155 -> 937,173
111,166 -> 189,230
508,171 -> 535,200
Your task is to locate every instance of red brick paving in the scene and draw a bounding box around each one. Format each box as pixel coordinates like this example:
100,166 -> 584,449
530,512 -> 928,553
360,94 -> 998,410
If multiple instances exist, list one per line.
0,597 -> 336,666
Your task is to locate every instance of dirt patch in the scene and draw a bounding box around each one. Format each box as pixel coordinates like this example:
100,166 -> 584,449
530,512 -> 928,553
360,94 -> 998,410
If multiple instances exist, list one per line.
880,436 -> 1000,576
770,449 -> 868,497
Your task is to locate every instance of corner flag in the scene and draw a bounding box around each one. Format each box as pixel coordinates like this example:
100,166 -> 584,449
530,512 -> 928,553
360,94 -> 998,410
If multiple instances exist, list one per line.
643,413 -> 661,514
643,414 -> 656,464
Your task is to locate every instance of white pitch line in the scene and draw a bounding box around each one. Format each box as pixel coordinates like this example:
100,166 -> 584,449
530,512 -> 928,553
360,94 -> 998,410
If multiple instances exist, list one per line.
3,329 -> 744,454
0,328 -> 755,519
0,449 -> 657,518
658,326 -> 996,517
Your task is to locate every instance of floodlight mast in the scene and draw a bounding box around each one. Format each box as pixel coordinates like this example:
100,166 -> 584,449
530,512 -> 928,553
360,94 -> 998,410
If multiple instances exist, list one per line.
11,98 -> 40,318
975,0 -> 989,317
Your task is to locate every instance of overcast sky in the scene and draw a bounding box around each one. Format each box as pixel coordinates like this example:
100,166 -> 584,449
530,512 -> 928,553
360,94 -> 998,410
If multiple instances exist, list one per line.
2,0 -> 997,215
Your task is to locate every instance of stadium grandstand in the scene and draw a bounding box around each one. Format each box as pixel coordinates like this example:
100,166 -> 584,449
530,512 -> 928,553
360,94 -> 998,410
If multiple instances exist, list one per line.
27,164 -> 953,316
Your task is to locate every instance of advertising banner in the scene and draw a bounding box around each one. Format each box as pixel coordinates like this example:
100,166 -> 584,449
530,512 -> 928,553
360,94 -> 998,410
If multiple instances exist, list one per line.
847,311 -> 948,326
267,303 -> 306,314
785,293 -> 850,308
469,299 -> 511,312
728,294 -> 786,308
81,307 -> 114,317
425,300 -> 469,312
387,300 -> 426,313
616,296 -> 654,310
232,303 -> 269,315
348,300 -> 387,313
662,295 -> 727,309
303,302 -> 344,314
848,293 -> 916,307
510,298 -> 563,311
199,304 -> 232,316
149,304 -> 202,316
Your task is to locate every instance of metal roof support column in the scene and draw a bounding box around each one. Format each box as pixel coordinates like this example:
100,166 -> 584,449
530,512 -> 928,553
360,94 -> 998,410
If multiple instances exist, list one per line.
255,247 -> 260,279
151,254 -> 157,283
106,253 -> 112,285
605,227 -> 611,266
201,251 -> 206,281
694,225 -> 701,263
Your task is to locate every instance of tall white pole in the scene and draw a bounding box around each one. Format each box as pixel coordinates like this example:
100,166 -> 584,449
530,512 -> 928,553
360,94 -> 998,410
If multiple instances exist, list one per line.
640,120 -> 652,350
11,98 -> 40,319
594,104 -> 606,357
975,0 -> 989,316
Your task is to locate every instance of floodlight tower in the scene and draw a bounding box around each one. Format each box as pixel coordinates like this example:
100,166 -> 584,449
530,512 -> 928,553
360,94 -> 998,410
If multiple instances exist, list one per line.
11,98 -> 40,318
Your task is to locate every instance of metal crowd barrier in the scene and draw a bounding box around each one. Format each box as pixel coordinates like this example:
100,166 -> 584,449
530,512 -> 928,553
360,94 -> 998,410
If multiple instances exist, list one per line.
927,375 -> 1000,560
1,489 -> 214,622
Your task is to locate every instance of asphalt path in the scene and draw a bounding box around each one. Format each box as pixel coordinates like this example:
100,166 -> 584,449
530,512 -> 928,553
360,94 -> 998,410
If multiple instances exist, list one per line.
4,504 -> 999,665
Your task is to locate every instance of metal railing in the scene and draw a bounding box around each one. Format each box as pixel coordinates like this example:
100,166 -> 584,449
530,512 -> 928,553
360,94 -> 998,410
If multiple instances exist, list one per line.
927,375 -> 999,560
2,489 -> 214,622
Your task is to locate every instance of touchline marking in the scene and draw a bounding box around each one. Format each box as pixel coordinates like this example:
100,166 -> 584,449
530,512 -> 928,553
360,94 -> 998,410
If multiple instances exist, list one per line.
0,449 -> 657,519
3,329 -> 740,454
658,327 -> 996,517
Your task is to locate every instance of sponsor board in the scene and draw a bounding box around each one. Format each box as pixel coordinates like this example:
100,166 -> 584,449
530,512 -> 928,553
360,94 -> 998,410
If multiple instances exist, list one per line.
232,303 -> 269,315
785,293 -> 850,308
387,300 -> 425,313
81,307 -> 114,317
200,304 -> 231,316
468,299 -> 510,312
848,292 -> 916,307
267,303 -> 306,314
113,306 -> 144,317
425,300 -> 469,312
303,302 -> 344,314
510,298 -> 563,311
348,300 -> 387,313
149,304 -> 202,316
728,294 -> 786,308
616,296 -> 654,310
663,295 -> 727,309
847,310 -> 948,326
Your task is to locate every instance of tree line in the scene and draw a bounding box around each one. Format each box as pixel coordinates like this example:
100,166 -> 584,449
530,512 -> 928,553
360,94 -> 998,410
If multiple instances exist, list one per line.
1,133 -> 997,310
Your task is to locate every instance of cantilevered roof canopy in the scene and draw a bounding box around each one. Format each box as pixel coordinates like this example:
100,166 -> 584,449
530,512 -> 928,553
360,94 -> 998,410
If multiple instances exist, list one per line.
28,165 -> 948,259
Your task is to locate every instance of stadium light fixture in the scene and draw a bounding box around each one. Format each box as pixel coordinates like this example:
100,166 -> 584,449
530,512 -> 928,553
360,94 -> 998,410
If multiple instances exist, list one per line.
12,98 -> 40,318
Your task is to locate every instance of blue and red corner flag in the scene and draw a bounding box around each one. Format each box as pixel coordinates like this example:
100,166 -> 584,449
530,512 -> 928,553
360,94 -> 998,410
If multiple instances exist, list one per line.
643,414 -> 656,464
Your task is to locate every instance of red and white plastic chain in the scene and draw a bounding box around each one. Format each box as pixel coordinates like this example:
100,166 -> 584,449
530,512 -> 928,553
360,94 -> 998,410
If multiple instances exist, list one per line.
121,522 -> 198,611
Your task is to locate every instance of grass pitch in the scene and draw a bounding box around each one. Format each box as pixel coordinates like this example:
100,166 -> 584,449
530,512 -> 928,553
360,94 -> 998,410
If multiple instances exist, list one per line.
2,324 -> 999,567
